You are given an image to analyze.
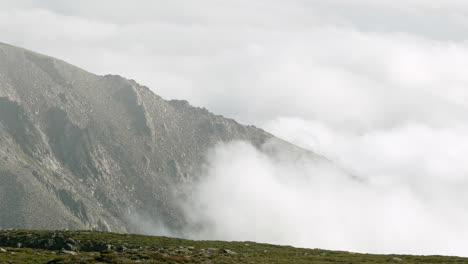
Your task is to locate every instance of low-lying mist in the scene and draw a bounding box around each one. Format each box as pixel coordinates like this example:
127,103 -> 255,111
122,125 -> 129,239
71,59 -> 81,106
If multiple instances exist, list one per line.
177,137 -> 468,257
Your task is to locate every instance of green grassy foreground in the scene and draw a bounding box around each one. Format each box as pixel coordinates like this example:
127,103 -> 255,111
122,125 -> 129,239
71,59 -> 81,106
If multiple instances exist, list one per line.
0,230 -> 466,264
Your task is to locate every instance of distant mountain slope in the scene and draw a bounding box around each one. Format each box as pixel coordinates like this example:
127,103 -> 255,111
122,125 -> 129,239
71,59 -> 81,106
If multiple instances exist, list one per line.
0,42 -> 315,233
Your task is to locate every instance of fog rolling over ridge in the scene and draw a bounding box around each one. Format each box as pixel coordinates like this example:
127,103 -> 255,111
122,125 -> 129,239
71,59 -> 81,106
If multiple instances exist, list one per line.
2,0 -> 468,259
1,41 -> 468,257
0,42 -> 311,235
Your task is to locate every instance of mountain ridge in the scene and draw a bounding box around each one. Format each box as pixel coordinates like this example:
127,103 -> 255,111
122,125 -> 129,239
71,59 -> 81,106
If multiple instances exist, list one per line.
0,42 -> 317,234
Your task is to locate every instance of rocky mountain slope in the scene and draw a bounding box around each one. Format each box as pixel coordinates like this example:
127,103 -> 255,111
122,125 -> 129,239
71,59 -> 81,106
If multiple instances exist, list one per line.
0,42 -> 316,233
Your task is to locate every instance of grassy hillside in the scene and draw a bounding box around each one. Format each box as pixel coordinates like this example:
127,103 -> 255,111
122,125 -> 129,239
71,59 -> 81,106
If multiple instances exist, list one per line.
0,230 -> 466,264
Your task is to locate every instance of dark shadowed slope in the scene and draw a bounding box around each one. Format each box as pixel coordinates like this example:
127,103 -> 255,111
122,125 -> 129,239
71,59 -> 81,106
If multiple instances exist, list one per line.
0,42 -> 318,233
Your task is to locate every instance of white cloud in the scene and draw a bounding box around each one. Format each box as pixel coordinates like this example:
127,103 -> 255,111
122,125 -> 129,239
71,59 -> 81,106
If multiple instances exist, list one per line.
4,6 -> 468,129
181,140 -> 468,256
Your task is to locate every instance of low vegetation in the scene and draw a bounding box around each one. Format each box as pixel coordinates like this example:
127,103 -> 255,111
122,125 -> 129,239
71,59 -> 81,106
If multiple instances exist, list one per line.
0,230 -> 466,264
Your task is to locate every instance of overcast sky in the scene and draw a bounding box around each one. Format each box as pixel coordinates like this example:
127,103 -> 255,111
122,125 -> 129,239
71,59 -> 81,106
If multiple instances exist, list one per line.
3,0 -> 468,257
3,0 -> 468,127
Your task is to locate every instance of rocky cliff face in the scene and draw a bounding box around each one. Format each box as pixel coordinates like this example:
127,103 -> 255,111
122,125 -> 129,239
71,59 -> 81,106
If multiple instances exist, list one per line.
0,42 -> 313,233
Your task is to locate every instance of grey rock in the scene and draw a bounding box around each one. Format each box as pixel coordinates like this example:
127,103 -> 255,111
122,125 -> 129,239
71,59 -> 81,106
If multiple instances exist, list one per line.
0,248 -> 6,252
223,249 -> 237,255
65,243 -> 77,252
0,42 -> 319,234
60,249 -> 77,255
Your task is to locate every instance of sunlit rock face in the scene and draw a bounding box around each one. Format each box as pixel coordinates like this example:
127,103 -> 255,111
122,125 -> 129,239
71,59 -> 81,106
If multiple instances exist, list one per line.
0,42 -> 309,233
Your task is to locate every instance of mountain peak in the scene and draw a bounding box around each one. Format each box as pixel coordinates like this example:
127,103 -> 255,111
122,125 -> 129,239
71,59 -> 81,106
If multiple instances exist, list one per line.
0,43 -> 303,233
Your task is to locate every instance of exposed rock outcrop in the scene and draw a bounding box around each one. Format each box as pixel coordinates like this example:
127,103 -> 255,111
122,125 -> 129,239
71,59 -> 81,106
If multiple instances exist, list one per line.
0,42 -> 315,233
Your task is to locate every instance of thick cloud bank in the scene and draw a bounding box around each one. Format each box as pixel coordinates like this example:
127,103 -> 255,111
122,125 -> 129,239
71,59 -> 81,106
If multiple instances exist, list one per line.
2,0 -> 468,257
181,140 -> 468,257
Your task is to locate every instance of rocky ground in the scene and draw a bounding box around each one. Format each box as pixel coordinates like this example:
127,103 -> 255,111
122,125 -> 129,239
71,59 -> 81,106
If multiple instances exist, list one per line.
0,230 -> 466,264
